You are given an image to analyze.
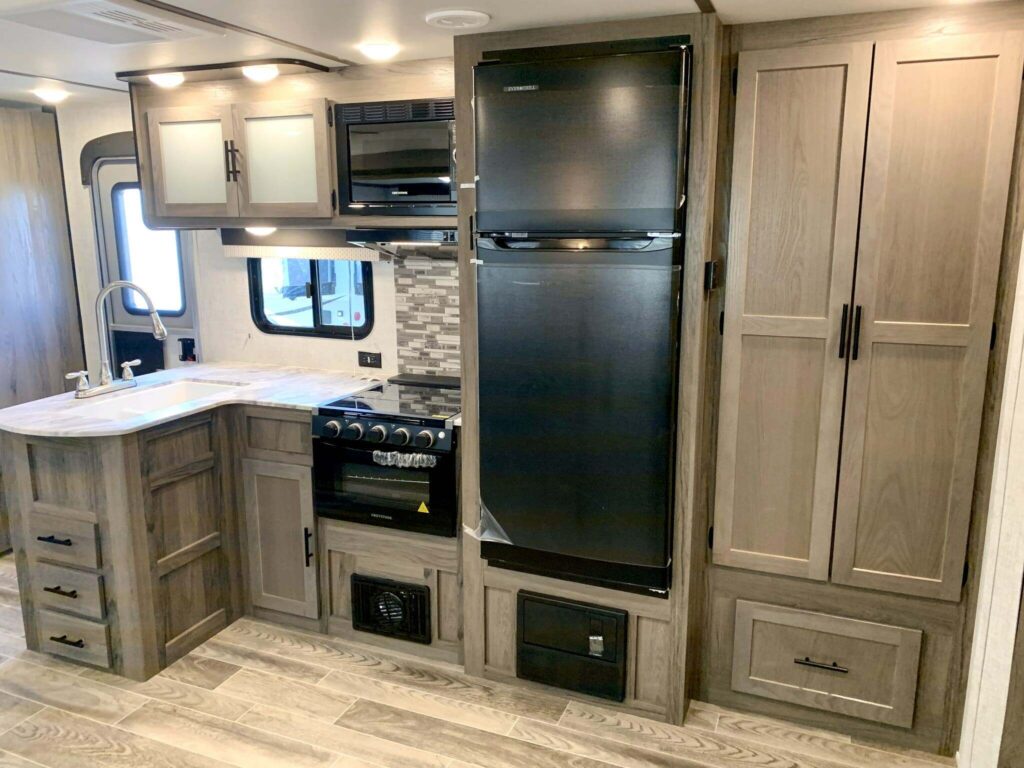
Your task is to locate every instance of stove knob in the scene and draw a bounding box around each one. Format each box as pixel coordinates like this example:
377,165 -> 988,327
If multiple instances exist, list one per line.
343,422 -> 364,440
324,420 -> 342,438
389,427 -> 410,446
368,425 -> 388,443
414,430 -> 435,449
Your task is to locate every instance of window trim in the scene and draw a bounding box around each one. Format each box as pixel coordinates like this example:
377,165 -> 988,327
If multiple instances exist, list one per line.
110,181 -> 187,318
247,257 -> 375,340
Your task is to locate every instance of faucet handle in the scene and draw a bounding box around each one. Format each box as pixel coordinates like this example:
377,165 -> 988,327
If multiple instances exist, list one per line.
64,370 -> 90,394
120,359 -> 142,381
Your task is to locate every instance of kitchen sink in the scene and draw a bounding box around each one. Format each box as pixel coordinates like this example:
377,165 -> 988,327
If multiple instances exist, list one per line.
70,380 -> 243,420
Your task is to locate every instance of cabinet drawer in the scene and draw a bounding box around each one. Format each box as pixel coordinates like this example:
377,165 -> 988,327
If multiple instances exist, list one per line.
243,408 -> 312,465
36,609 -> 111,669
732,600 -> 921,728
30,563 -> 104,620
28,512 -> 100,569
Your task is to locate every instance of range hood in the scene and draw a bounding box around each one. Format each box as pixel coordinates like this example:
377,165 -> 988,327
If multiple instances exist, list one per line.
220,227 -> 457,260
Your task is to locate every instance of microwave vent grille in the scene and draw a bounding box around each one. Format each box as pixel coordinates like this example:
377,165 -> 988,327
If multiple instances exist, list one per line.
339,100 -> 455,124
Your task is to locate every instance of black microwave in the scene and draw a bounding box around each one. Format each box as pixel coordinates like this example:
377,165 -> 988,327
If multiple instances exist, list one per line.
334,99 -> 457,216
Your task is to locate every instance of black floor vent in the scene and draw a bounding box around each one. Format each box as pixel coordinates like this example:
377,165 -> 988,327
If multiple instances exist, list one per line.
351,574 -> 431,644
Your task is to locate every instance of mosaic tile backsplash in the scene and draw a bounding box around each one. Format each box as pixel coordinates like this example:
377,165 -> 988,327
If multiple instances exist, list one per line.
394,254 -> 461,376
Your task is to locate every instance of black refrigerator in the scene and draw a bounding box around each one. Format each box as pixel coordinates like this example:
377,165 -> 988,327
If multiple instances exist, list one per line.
473,40 -> 690,595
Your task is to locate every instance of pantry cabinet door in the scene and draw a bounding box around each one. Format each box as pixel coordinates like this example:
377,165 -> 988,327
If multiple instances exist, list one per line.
232,99 -> 335,219
834,33 -> 1024,600
713,43 -> 872,580
145,105 -> 238,218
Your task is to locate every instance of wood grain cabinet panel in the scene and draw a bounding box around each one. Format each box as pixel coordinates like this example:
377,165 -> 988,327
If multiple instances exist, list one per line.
36,609 -> 111,669
27,513 -> 100,570
242,459 -> 318,619
731,600 -> 922,728
30,563 -> 104,621
834,32 -> 1024,600
242,408 -> 314,466
714,42 -> 872,580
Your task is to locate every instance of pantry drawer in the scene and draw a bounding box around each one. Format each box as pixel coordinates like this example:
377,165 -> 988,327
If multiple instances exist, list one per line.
28,512 -> 100,569
731,600 -> 922,728
36,609 -> 111,669
31,563 -> 105,620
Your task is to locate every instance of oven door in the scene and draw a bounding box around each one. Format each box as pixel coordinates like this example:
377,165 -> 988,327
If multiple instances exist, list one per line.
313,440 -> 457,536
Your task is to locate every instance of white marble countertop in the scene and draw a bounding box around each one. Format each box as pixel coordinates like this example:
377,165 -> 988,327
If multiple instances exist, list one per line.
0,363 -> 381,438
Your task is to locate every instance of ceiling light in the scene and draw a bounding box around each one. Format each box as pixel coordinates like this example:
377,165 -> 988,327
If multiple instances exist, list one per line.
32,87 -> 70,104
425,9 -> 491,29
148,71 -> 184,88
242,64 -> 280,83
245,226 -> 277,237
357,42 -> 401,61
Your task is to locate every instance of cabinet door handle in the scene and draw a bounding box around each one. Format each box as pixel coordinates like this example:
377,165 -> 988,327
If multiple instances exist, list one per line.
224,140 -> 233,182
228,140 -> 241,181
36,535 -> 72,547
49,635 -> 85,649
838,303 -> 849,359
851,305 -> 863,361
43,586 -> 78,599
794,656 -> 849,674
304,527 -> 313,567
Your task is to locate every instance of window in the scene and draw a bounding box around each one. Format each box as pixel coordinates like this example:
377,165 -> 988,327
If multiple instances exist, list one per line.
111,183 -> 186,316
248,258 -> 374,339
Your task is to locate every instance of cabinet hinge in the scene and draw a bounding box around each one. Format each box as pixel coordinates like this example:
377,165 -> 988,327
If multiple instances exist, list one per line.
327,108 -> 334,127
731,68 -> 738,94
719,310 -> 725,335
991,322 -> 997,351
703,260 -> 719,292
331,189 -> 337,211
708,526 -> 714,549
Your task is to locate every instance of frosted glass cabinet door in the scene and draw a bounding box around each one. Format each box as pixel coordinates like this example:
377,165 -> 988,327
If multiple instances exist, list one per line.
232,99 -> 334,218
145,105 -> 237,218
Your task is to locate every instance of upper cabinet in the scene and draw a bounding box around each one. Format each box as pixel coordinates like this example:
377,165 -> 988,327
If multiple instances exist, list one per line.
714,32 -> 1024,600
142,98 -> 335,223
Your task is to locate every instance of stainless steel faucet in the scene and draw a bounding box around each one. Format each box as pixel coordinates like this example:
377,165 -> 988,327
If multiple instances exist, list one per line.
65,281 -> 168,399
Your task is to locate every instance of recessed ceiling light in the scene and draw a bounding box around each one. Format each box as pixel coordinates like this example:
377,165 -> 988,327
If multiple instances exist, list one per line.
357,42 -> 401,61
245,226 -> 277,236
424,9 -> 491,29
148,71 -> 185,88
33,87 -> 70,104
242,64 -> 280,83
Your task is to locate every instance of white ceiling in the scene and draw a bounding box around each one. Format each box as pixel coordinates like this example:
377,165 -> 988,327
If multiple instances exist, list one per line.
0,0 -> 1002,105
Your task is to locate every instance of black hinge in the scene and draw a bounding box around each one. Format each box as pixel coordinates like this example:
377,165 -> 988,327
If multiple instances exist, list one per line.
731,68 -> 738,94
963,560 -> 970,588
991,322 -> 997,350
708,526 -> 714,549
719,310 -> 725,335
703,260 -> 719,291
331,189 -> 337,211
327,107 -> 334,127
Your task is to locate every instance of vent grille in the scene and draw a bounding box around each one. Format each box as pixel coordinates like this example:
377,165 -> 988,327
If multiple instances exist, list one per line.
339,99 -> 455,125
2,0 -> 217,44
351,574 -> 431,644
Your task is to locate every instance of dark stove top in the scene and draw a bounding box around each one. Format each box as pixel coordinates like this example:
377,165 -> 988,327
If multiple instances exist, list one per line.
319,382 -> 461,423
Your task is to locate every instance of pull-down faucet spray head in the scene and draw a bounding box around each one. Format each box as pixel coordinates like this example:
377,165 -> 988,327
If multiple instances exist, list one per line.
149,311 -> 168,341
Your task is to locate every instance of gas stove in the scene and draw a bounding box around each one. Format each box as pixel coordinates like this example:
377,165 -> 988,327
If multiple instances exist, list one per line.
313,381 -> 461,452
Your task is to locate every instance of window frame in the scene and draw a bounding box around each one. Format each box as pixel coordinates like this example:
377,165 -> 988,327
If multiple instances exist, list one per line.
247,257 -> 375,340
110,181 -> 187,318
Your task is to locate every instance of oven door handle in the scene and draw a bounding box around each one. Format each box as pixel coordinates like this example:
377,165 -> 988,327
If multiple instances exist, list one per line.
372,450 -> 438,469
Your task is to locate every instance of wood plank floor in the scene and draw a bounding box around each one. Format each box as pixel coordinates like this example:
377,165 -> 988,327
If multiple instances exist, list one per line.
0,556 -> 953,768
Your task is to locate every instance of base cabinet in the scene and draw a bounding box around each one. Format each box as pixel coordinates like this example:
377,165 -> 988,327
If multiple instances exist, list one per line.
242,458 -> 318,619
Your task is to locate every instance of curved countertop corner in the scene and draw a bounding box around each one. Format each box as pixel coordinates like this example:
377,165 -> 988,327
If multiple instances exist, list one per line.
0,362 -> 382,438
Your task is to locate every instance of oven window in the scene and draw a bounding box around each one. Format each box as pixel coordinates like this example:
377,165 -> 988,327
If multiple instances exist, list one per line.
348,121 -> 453,203
340,464 -> 430,508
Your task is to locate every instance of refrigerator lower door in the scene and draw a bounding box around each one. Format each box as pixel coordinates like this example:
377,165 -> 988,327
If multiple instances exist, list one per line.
476,238 -> 679,592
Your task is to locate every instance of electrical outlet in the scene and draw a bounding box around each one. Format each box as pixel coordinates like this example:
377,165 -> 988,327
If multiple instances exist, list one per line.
359,351 -> 382,368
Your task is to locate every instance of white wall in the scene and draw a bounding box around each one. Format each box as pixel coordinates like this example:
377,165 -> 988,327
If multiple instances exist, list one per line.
55,98 -> 133,380
191,231 -> 400,376
55,103 -> 400,378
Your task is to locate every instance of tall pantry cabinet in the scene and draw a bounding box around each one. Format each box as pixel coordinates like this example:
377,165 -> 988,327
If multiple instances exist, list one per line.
710,30 -> 1024,745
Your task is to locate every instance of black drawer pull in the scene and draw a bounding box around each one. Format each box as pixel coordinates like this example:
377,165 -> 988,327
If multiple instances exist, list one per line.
37,535 -> 72,547
794,656 -> 849,674
42,586 -> 78,599
838,303 -> 849,359
304,527 -> 313,567
49,635 -> 84,649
